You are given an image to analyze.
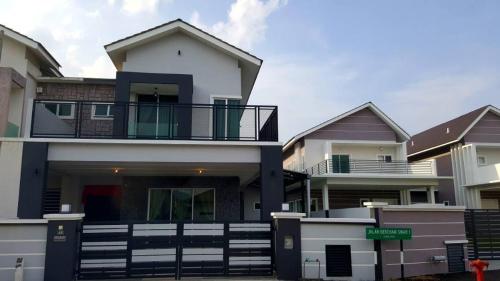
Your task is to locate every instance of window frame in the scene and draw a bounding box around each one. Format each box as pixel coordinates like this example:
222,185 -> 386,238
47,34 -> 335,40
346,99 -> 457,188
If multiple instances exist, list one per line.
147,187 -> 216,221
91,102 -> 114,120
43,101 -> 75,119
376,154 -> 393,162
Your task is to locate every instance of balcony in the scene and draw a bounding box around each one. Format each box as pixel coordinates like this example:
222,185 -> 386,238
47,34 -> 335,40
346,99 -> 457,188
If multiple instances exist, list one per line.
305,159 -> 435,176
475,163 -> 500,185
30,100 -> 278,141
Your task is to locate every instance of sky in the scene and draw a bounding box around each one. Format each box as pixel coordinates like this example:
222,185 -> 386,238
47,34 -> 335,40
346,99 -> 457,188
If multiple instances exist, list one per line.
1,0 -> 499,142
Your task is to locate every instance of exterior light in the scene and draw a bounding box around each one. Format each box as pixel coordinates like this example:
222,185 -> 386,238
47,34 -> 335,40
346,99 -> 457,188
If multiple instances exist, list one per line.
113,168 -> 119,174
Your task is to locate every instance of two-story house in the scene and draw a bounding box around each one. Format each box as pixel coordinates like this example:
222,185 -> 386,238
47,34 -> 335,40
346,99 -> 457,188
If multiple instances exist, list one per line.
408,105 -> 500,209
0,24 -> 61,139
283,102 -> 447,212
0,19 -> 283,279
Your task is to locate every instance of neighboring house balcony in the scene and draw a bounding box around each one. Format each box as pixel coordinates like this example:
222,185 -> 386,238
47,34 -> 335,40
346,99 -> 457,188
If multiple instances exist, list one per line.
30,100 -> 278,142
302,158 -> 445,210
305,158 -> 437,177
476,162 -> 500,185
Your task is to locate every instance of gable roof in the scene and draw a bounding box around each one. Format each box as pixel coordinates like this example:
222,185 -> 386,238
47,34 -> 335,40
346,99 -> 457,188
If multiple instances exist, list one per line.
0,24 -> 62,77
407,105 -> 500,157
104,18 -> 262,105
283,102 -> 411,152
105,18 -> 262,66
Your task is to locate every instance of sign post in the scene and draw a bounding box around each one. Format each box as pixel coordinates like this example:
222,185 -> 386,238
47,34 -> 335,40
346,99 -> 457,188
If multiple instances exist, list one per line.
366,228 -> 412,281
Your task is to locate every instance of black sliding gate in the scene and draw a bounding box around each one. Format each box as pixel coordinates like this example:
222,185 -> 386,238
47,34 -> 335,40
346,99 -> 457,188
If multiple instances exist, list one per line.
77,221 -> 273,279
464,209 -> 500,260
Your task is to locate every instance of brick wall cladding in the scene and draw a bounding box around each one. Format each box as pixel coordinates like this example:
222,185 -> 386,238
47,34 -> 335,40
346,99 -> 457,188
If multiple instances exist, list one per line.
37,82 -> 116,137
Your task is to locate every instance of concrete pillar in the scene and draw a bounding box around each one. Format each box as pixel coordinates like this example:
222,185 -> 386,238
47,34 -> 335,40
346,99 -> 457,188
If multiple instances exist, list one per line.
272,212 -> 305,280
427,187 -> 436,204
260,146 -> 284,220
322,184 -> 330,210
43,213 -> 84,281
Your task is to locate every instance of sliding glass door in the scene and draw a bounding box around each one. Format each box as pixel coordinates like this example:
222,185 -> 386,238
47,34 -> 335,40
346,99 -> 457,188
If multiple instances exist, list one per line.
136,95 -> 178,138
213,99 -> 240,140
148,188 -> 215,221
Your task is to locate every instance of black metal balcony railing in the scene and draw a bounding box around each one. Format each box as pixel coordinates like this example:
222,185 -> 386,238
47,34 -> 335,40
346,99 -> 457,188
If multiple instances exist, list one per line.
305,159 -> 434,175
30,100 -> 278,141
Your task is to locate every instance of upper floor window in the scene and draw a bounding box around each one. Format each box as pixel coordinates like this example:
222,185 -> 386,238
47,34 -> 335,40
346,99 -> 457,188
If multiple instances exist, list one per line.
44,102 -> 75,119
91,103 -> 114,120
377,155 -> 392,162
477,156 -> 487,166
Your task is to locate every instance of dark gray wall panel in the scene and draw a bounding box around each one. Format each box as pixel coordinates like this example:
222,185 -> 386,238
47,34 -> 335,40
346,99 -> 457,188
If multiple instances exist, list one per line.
17,142 -> 48,219
260,146 -> 284,220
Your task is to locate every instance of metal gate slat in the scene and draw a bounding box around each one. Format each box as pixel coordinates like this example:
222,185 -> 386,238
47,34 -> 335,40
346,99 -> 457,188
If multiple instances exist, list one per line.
77,221 -> 274,280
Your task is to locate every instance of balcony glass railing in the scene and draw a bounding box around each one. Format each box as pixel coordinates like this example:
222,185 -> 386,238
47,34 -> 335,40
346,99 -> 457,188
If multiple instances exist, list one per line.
30,100 -> 278,141
305,159 -> 434,175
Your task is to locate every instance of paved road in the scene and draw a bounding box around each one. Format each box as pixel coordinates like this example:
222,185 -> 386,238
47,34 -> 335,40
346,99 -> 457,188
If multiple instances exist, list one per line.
400,269 -> 500,281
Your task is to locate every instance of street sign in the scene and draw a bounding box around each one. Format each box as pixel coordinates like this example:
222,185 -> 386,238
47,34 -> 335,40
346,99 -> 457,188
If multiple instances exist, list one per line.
366,227 -> 412,240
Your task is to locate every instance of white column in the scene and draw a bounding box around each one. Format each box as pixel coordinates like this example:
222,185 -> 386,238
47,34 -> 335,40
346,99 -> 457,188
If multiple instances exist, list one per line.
400,189 -> 408,205
427,187 -> 436,204
322,184 -> 330,210
306,177 -> 311,216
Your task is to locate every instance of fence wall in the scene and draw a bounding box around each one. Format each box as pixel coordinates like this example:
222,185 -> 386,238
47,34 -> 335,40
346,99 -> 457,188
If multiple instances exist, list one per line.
465,209 -> 500,260
0,220 -> 47,281
300,218 -> 376,281
379,207 -> 467,279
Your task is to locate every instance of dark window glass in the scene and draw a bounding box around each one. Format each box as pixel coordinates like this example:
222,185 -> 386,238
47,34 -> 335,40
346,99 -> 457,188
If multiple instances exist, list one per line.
172,189 -> 193,221
94,104 -> 109,117
148,189 -> 171,221
193,189 -> 214,221
59,103 -> 73,116
44,103 -> 58,115
410,191 -> 428,203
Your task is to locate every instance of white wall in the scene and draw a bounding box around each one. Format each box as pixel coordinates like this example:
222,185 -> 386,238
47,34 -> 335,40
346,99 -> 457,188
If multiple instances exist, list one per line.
0,222 -> 47,281
301,138 -> 404,170
301,221 -> 376,281
0,141 -> 23,218
476,147 -> 500,165
0,36 -> 27,75
48,142 -> 261,163
304,139 -> 328,169
8,86 -> 23,131
123,32 -> 242,104
331,144 -> 398,160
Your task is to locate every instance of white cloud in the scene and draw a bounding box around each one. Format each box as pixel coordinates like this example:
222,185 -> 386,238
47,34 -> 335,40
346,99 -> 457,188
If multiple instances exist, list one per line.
121,0 -> 160,14
80,56 -> 117,78
190,0 -> 287,50
384,73 -> 499,133
250,55 -> 359,141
